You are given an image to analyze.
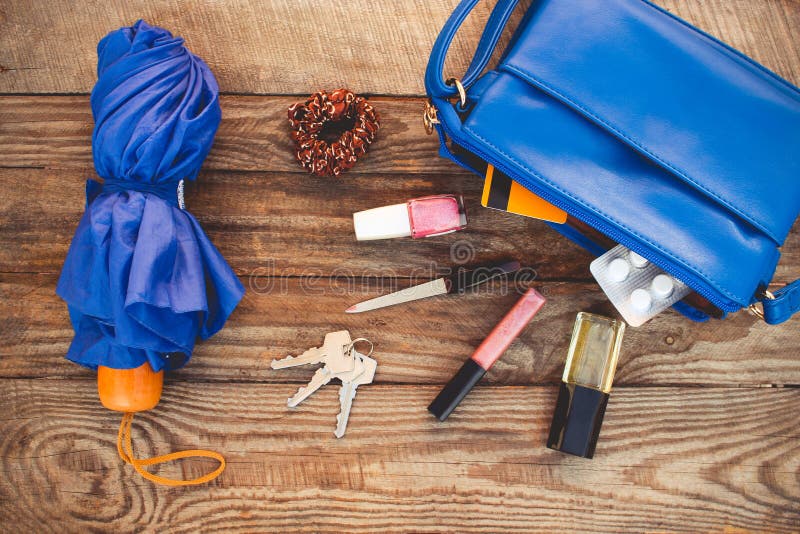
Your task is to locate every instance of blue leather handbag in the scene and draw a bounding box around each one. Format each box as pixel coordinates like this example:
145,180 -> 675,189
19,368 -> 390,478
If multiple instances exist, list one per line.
425,0 -> 800,325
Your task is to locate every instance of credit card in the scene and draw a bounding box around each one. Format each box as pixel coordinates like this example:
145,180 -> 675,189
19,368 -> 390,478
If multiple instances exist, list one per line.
481,164 -> 567,224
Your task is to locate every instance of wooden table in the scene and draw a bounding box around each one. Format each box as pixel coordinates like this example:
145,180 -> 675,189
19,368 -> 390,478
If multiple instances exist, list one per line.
1,1 -> 799,531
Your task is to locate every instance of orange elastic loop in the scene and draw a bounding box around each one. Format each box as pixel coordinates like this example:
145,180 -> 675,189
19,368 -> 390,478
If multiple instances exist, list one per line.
117,412 -> 225,487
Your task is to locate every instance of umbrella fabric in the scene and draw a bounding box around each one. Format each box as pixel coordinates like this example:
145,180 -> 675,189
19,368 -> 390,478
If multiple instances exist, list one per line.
56,20 -> 244,372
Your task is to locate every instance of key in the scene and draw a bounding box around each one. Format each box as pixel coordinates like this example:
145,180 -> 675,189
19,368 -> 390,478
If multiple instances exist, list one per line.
333,350 -> 365,382
334,354 -> 377,438
323,332 -> 356,375
287,367 -> 333,408
270,330 -> 352,370
271,345 -> 326,369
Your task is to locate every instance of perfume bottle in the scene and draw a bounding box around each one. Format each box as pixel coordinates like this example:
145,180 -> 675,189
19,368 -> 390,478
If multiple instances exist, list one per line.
353,194 -> 467,240
547,312 -> 625,458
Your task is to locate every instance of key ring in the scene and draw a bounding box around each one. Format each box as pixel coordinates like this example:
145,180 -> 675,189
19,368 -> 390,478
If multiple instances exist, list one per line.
747,289 -> 775,321
446,78 -> 467,109
345,338 -> 374,357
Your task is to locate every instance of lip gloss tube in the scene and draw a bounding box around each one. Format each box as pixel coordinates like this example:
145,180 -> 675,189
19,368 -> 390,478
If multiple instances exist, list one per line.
353,194 -> 467,241
547,312 -> 625,459
428,288 -> 547,421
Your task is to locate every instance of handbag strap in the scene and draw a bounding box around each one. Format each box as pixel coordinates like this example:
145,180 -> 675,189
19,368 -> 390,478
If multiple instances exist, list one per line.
425,0 -> 520,98
759,279 -> 800,325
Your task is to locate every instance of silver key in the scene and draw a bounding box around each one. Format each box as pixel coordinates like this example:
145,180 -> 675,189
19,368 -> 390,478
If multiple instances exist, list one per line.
324,332 -> 356,375
287,367 -> 332,408
334,354 -> 377,438
270,345 -> 326,369
271,330 -> 352,370
285,343 -> 362,409
333,351 -> 365,382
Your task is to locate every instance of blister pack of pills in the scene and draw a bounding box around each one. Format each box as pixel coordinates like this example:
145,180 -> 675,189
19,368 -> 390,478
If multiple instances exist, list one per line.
590,245 -> 691,327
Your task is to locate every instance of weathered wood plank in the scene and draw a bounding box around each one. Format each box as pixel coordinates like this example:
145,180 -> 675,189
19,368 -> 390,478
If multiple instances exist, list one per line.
3,274 -> 799,385
1,380 -> 798,532
0,169 -> 800,283
1,1 -> 799,530
2,166 -> 798,282
0,166 -> 598,276
0,96 -> 453,174
0,0 -> 798,95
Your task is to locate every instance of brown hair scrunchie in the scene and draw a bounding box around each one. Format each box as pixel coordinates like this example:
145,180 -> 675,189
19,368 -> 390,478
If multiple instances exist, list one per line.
288,89 -> 380,177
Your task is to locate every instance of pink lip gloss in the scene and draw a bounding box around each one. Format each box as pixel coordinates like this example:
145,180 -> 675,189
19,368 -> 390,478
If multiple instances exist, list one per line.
353,194 -> 467,240
428,288 -> 547,421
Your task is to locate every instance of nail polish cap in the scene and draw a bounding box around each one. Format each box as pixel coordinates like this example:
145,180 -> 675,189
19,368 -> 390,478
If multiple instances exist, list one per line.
546,382 -> 609,459
353,203 -> 411,240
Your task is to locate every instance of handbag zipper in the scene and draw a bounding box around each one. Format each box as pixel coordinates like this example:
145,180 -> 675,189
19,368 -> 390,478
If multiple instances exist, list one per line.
434,113 -> 742,313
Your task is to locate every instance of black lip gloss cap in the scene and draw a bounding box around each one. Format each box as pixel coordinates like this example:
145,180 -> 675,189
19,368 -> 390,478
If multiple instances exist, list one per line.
428,358 -> 487,421
547,382 -> 610,459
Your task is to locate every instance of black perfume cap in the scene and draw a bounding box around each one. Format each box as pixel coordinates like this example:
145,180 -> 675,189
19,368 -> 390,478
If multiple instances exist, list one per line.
547,382 -> 609,459
428,358 -> 487,421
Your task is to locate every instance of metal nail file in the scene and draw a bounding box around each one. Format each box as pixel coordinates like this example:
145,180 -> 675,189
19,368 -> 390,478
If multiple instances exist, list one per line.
345,261 -> 521,313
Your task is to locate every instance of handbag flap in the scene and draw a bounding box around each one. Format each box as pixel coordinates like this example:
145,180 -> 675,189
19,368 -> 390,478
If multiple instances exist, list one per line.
499,0 -> 800,243
462,72 -> 780,308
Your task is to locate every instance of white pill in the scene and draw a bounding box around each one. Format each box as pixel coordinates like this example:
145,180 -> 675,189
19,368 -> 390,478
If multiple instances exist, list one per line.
630,288 -> 652,312
651,274 -> 674,299
608,258 -> 631,282
629,251 -> 649,268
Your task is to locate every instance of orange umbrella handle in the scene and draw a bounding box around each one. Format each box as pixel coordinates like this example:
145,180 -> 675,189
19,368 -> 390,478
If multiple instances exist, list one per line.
97,362 -> 225,486
98,361 -> 163,412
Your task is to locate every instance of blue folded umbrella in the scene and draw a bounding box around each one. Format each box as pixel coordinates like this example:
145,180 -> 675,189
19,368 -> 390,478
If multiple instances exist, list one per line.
57,20 -> 244,372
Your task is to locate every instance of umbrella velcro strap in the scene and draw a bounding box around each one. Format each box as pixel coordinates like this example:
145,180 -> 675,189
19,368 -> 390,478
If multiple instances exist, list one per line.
102,178 -> 184,207
117,412 -> 225,486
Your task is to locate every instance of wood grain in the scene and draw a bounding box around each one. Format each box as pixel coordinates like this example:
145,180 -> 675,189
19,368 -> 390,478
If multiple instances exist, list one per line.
0,166 -> 598,276
1,0 -> 799,531
3,273 -> 799,385
1,380 -> 798,532
2,166 -> 798,281
0,96 -> 454,174
0,0 -> 798,95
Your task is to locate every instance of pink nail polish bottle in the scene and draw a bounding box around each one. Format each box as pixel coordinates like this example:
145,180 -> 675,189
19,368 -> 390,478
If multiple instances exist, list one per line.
353,194 -> 467,241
